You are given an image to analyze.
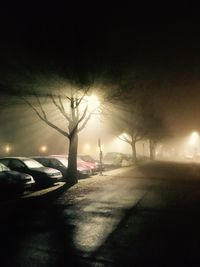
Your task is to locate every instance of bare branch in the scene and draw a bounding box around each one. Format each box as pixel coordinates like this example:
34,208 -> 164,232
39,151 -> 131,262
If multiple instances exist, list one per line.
78,105 -> 88,124
58,95 -> 65,113
34,94 -> 47,119
23,97 -> 69,138
76,86 -> 90,107
76,94 -> 85,108
41,118 -> 69,138
50,94 -> 72,122
118,135 -> 132,145
23,97 -> 43,119
66,96 -> 72,101
78,112 -> 92,133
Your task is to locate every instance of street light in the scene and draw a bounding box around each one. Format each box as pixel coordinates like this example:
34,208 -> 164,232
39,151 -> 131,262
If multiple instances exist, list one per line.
82,94 -> 100,113
188,131 -> 199,158
83,143 -> 91,152
98,138 -> 103,176
87,95 -> 100,109
40,145 -> 47,153
189,131 -> 199,145
5,145 -> 11,154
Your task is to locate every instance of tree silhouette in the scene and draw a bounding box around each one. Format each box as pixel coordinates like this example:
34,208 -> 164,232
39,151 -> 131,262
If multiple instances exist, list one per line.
23,80 -> 100,185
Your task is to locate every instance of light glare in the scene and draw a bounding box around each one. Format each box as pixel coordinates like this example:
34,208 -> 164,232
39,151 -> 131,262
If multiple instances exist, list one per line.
189,131 -> 199,145
40,145 -> 47,153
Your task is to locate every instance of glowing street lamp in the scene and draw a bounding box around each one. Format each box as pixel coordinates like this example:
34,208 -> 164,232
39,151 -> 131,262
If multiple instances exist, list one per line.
5,145 -> 11,154
189,131 -> 199,158
98,138 -> 103,176
83,143 -> 91,152
86,95 -> 100,111
189,131 -> 199,146
40,145 -> 47,153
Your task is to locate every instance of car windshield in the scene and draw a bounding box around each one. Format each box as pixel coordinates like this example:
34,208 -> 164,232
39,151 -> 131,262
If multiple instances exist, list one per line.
24,159 -> 43,169
55,157 -> 68,167
104,153 -> 122,160
0,163 -> 10,172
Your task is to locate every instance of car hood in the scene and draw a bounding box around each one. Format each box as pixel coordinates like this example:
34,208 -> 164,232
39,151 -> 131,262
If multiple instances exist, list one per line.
77,164 -> 89,171
31,167 -> 60,174
2,170 -> 21,177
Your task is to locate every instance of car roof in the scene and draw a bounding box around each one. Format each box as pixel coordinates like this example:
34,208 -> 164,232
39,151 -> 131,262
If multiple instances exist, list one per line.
32,156 -> 50,158
32,156 -> 62,159
0,157 -> 30,160
50,155 -> 68,157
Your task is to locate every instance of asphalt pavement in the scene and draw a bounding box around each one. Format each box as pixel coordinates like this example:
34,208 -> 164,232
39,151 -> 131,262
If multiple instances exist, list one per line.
1,162 -> 200,266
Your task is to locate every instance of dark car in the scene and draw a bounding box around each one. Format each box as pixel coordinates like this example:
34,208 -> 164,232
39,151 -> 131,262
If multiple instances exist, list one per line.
0,162 -> 35,199
32,156 -> 68,180
0,157 -> 63,188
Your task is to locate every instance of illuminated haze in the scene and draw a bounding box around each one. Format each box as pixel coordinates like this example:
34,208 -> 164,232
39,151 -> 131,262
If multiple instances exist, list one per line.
0,6 -> 200,161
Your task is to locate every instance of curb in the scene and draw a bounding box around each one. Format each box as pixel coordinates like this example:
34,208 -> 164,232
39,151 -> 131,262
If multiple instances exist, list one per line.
0,182 -> 68,222
22,182 -> 67,200
0,167 -> 134,222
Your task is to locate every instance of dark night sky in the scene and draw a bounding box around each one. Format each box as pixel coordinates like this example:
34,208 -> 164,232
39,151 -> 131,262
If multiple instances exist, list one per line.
0,5 -> 198,69
0,4 -> 199,71
1,3 -> 200,154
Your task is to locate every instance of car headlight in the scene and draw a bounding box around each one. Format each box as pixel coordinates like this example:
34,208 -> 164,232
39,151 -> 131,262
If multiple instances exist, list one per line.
21,173 -> 34,181
49,172 -> 62,177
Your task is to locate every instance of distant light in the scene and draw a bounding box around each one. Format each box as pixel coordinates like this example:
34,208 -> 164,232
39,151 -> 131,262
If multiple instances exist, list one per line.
189,131 -> 199,145
5,145 -> 11,153
84,143 -> 91,151
40,145 -> 47,153
119,132 -> 129,140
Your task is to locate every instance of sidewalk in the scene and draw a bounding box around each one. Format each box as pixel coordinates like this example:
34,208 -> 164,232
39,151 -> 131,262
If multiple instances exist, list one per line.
0,167 -> 134,222
66,166 -> 134,192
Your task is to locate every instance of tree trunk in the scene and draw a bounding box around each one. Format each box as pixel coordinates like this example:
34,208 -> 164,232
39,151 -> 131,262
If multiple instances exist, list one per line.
149,139 -> 156,160
131,141 -> 137,165
67,130 -> 78,185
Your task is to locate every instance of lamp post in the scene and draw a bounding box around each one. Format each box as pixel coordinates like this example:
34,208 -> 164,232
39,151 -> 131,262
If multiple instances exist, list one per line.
88,94 -> 103,175
86,94 -> 103,174
98,138 -> 103,176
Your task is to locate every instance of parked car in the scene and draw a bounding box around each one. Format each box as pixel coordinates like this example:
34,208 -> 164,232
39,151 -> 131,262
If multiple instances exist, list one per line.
0,162 -> 35,199
103,152 -> 131,169
79,155 -> 104,172
77,156 -> 97,174
0,157 -> 63,188
77,161 -> 92,178
32,156 -> 68,180
50,155 -> 92,178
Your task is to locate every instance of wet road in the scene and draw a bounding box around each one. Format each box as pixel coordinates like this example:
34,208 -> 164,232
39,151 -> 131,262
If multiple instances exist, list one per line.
1,161 -> 200,266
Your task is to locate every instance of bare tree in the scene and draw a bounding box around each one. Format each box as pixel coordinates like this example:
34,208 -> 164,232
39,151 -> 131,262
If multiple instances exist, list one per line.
109,91 -> 168,164
144,111 -> 168,160
21,77 -> 101,185
110,103 -> 147,165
